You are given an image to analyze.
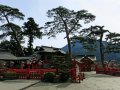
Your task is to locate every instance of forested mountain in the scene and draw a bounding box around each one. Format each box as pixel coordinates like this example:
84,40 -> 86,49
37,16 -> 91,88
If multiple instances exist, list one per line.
62,41 -> 120,61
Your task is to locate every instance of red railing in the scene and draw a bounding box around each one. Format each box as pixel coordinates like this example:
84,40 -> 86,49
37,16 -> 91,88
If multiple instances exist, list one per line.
7,69 -> 57,79
0,59 -> 85,82
96,66 -> 120,76
4,67 -> 84,82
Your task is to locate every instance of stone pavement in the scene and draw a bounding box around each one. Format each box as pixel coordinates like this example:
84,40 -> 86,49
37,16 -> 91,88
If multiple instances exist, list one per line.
25,72 -> 120,90
0,80 -> 40,90
1,72 -> 120,90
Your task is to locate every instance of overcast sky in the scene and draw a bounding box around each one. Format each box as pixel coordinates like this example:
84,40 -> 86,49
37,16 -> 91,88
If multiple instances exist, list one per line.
0,0 -> 120,48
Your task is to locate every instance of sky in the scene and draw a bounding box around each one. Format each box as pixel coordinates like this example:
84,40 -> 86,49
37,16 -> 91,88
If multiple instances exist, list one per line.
0,0 -> 120,48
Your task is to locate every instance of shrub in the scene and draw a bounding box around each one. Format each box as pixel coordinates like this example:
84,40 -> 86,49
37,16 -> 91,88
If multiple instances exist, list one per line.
59,71 -> 69,82
4,71 -> 16,79
0,73 -> 4,81
42,72 -> 55,82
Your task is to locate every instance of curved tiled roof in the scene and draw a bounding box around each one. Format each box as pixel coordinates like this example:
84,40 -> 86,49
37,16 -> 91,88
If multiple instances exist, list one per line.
0,52 -> 17,60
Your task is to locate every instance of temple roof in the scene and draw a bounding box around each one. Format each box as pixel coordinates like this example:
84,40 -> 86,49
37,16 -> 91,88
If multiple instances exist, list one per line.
0,52 -> 17,60
35,46 -> 66,54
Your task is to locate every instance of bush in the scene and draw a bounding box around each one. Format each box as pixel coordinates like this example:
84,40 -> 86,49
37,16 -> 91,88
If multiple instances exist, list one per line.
4,71 -> 16,79
42,72 -> 55,82
59,71 -> 69,82
0,73 -> 4,81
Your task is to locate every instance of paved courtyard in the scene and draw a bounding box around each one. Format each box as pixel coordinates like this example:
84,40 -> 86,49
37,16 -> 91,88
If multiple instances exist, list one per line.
25,72 -> 120,90
0,80 -> 40,90
1,72 -> 120,90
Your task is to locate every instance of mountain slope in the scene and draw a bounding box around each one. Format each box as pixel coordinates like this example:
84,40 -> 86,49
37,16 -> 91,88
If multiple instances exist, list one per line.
62,41 -> 120,61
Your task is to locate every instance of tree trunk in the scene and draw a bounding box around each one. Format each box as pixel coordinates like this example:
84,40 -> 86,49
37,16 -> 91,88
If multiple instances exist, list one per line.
28,35 -> 33,55
4,15 -> 25,56
64,24 -> 72,61
58,13 -> 72,61
66,34 -> 72,61
99,34 -> 104,68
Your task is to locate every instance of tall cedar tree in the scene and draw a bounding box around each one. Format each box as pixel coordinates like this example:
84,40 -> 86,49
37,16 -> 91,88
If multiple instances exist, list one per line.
45,6 -> 95,61
22,17 -> 42,55
0,4 -> 25,56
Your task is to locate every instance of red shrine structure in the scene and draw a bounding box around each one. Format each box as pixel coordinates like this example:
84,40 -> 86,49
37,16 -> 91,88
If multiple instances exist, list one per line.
0,46 -> 85,82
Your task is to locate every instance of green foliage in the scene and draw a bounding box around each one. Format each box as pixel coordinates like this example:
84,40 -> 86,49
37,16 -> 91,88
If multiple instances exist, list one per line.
42,71 -> 69,83
23,17 -> 42,39
71,36 -> 96,52
45,6 -> 95,60
80,25 -> 111,55
0,23 -> 24,56
22,17 -> 42,55
106,32 -> 120,53
49,56 -> 70,82
4,71 -> 16,79
42,72 -> 55,82
0,4 -> 24,39
0,40 -> 22,56
0,71 -> 4,81
0,4 -> 25,56
59,71 -> 69,82
0,4 -> 24,21
45,6 -> 95,37
0,61 -> 6,69
74,25 -> 110,68
0,23 -> 23,42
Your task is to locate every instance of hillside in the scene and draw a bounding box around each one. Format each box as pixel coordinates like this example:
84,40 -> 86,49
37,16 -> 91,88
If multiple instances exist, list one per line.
62,41 -> 120,61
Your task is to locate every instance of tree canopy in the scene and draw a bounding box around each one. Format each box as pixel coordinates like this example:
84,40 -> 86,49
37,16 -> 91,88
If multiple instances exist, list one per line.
22,17 -> 43,55
45,6 -> 95,60
0,4 -> 25,56
106,32 -> 120,53
77,25 -> 110,67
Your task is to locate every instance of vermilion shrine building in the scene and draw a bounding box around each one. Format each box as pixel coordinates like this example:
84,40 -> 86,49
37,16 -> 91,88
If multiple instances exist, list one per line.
74,55 -> 96,71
